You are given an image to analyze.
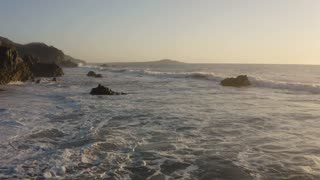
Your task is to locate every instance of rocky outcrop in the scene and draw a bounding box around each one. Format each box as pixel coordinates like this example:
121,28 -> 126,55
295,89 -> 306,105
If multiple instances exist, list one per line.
31,63 -> 64,77
0,36 -> 86,67
23,54 -> 40,66
90,84 -> 126,95
0,46 -> 64,84
220,75 -> 251,87
0,46 -> 33,84
87,71 -> 103,78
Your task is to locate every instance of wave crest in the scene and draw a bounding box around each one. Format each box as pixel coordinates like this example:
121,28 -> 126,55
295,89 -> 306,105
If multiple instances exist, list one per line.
106,67 -> 320,93
250,77 -> 320,94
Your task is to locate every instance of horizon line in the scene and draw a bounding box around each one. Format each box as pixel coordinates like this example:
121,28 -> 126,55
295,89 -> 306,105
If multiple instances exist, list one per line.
89,60 -> 320,66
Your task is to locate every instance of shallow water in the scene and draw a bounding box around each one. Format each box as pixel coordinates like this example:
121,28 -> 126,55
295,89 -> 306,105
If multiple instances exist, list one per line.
1,64 -> 320,179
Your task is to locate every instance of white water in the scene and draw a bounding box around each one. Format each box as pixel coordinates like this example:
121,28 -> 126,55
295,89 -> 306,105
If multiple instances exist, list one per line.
1,64 -> 320,179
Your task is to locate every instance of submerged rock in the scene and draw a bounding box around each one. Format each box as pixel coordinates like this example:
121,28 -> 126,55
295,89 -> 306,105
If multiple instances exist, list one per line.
0,46 -> 34,84
90,84 -> 126,95
31,63 -> 63,77
220,75 -> 251,87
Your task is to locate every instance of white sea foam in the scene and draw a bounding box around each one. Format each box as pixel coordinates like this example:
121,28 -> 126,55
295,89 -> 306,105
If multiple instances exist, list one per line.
8,81 -> 25,85
249,76 -> 320,94
1,66 -> 320,179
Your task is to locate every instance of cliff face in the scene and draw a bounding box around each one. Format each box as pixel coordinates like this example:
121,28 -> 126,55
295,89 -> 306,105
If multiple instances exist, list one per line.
0,46 -> 33,84
0,46 -> 64,85
0,36 -> 85,67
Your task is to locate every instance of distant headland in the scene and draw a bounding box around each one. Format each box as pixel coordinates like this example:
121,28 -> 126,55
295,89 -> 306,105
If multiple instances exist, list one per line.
99,59 -> 185,66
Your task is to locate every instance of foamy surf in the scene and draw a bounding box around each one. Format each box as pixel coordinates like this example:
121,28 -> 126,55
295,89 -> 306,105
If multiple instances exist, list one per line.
2,65 -> 320,179
104,67 -> 320,94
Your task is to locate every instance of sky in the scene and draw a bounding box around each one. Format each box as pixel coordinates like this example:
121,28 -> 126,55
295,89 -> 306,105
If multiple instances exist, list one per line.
1,0 -> 320,64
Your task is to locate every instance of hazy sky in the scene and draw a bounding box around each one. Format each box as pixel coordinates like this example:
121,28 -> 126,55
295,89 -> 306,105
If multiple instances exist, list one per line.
1,0 -> 320,64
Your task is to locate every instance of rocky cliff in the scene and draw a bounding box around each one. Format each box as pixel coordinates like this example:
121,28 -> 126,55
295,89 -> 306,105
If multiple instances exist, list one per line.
0,36 -> 85,67
0,46 -> 63,84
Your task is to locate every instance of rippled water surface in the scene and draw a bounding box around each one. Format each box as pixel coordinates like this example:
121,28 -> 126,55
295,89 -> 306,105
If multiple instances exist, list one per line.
1,64 -> 320,179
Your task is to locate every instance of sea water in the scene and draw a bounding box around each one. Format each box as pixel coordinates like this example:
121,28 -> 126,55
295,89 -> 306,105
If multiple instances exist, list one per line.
1,64 -> 320,179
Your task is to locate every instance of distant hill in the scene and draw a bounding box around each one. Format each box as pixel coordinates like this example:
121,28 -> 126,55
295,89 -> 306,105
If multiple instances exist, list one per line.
0,36 -> 85,67
100,59 -> 185,66
147,59 -> 184,64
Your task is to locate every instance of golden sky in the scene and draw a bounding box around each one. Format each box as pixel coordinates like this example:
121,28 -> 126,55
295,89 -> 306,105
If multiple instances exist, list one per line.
1,0 -> 320,64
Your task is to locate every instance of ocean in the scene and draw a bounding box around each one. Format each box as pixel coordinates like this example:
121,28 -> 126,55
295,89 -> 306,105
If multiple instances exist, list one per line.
1,63 -> 320,179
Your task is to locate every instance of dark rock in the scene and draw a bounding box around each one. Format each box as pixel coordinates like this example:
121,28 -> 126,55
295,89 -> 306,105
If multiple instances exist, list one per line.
21,54 -> 63,78
0,46 -> 34,84
95,74 -> 102,78
23,54 -> 40,66
31,63 -> 63,77
59,59 -> 78,67
87,71 -> 103,78
52,77 -> 57,81
35,79 -> 41,84
90,84 -> 126,95
87,71 -> 96,77
220,75 -> 251,87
